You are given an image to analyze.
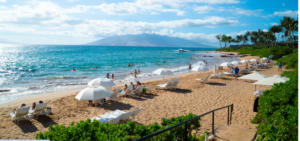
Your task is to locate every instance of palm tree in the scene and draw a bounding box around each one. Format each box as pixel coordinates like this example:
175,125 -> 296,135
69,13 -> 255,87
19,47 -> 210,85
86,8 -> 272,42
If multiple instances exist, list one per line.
236,35 -> 243,45
215,34 -> 222,49
245,31 -> 251,44
243,35 -> 248,45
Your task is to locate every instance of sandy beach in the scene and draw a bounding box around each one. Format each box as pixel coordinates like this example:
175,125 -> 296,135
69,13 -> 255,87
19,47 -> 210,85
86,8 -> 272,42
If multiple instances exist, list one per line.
0,53 -> 291,139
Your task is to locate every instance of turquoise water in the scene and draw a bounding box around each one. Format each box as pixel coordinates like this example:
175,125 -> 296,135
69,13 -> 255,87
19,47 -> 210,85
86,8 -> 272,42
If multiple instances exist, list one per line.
0,45 -> 237,103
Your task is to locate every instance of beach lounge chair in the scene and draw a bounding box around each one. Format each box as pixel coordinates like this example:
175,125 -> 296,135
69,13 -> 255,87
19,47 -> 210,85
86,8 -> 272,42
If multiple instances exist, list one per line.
195,74 -> 211,83
171,78 -> 181,90
9,106 -> 30,125
131,108 -> 142,123
133,85 -> 144,96
90,116 -> 110,123
120,111 -> 133,123
95,98 -> 108,107
157,79 -> 175,90
108,115 -> 122,124
30,102 -> 50,120
107,89 -> 120,103
120,89 -> 134,97
253,90 -> 264,97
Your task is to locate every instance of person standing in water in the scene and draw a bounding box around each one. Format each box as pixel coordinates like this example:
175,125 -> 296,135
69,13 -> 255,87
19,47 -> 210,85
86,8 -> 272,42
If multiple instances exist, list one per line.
206,61 -> 207,67
112,73 -> 114,79
72,68 -> 76,71
135,69 -> 137,78
189,64 -> 192,72
106,73 -> 109,79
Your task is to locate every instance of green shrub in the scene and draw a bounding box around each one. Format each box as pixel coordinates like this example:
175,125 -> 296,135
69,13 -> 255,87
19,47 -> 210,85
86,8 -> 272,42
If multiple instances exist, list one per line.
251,71 -> 298,141
276,53 -> 298,69
36,113 -> 206,141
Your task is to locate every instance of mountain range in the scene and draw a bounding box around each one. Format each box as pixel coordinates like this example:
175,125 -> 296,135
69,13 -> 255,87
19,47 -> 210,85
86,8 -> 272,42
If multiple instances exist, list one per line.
86,34 -> 214,47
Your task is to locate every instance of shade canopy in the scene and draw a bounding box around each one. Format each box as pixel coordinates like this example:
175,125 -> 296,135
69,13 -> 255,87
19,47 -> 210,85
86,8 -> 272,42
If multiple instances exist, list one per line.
238,72 -> 269,81
153,68 -> 173,76
240,60 -> 251,63
253,75 -> 290,85
75,86 -> 114,101
192,66 -> 209,72
88,78 -> 116,87
250,59 -> 259,62
220,62 -> 234,67
231,61 -> 243,65
261,57 -> 268,60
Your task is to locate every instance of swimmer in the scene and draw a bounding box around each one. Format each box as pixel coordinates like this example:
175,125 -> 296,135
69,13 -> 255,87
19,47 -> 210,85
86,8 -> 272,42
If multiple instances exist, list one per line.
112,73 -> 114,79
163,61 -> 166,63
135,69 -> 137,78
72,68 -> 76,71
106,73 -> 109,79
93,67 -> 95,69
95,66 -> 97,69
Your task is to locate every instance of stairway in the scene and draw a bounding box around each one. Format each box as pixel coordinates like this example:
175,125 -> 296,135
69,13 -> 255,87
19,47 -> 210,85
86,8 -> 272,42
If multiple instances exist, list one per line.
213,124 -> 257,141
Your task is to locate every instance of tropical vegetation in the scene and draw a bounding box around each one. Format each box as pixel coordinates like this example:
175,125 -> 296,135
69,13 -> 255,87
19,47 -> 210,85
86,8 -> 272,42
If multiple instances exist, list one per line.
36,113 -> 209,141
215,16 -> 298,49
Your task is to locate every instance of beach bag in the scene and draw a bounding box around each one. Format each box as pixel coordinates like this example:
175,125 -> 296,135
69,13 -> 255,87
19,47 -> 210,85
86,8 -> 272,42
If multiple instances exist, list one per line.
142,88 -> 146,94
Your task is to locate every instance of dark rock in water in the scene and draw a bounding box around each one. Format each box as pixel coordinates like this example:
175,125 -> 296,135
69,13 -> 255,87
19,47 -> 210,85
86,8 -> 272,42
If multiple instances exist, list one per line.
0,90 -> 10,92
228,53 -> 235,55
208,56 -> 213,57
220,55 -> 230,57
203,56 -> 207,57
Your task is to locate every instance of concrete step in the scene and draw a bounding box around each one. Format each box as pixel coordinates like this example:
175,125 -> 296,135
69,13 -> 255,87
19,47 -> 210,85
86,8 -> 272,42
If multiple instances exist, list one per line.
213,124 -> 257,141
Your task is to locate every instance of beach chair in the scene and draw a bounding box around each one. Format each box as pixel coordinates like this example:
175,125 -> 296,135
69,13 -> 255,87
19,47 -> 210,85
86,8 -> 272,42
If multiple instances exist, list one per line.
108,115 -> 122,124
9,106 -> 30,125
171,78 -> 181,90
107,89 -> 120,103
120,111 -> 133,123
131,108 -> 142,123
31,102 -> 50,120
157,79 -> 175,90
195,74 -> 211,83
90,116 -> 110,123
253,90 -> 264,97
120,89 -> 134,97
133,85 -> 144,96
210,74 -> 218,79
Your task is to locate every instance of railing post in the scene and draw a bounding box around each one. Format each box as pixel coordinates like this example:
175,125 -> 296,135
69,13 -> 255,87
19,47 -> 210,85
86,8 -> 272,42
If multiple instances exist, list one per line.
185,123 -> 188,141
212,111 -> 214,135
227,106 -> 229,125
230,104 -> 233,124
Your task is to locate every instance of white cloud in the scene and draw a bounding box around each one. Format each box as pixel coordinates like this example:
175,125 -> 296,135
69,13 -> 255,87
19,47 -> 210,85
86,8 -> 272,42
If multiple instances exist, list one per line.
68,0 -> 79,2
193,5 -> 214,14
240,23 -> 247,26
227,8 -> 263,16
0,0 -> 6,3
151,12 -> 160,15
270,22 -> 279,26
263,29 -> 268,32
274,10 -> 298,17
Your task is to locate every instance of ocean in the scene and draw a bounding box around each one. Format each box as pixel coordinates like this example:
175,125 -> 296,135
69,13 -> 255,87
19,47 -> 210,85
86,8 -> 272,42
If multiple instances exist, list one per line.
0,44 -> 238,103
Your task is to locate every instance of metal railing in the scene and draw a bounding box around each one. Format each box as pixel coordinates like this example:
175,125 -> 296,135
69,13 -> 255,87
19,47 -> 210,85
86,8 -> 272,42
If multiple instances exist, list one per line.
135,104 -> 234,141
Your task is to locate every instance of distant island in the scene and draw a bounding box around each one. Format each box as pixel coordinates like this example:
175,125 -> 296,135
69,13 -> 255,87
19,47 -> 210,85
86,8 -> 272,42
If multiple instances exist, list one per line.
86,34 -> 215,47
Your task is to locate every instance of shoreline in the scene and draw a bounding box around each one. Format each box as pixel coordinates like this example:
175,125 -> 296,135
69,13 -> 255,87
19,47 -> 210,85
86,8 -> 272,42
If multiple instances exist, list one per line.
0,51 -> 237,106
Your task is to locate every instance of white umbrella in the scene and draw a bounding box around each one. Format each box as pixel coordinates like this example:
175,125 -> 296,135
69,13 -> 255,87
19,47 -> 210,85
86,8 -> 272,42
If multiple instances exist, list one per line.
192,66 -> 209,72
88,78 -> 116,87
75,86 -> 114,112
253,75 -> 290,85
261,57 -> 268,60
220,62 -> 234,67
153,68 -> 173,83
250,59 -> 259,62
231,61 -> 243,65
240,60 -> 251,63
238,72 -> 269,81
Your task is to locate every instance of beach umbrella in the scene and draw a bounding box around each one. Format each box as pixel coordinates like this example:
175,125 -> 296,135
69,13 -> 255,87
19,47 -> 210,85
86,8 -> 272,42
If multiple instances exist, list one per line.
261,57 -> 268,60
240,60 -> 251,63
153,68 -> 173,83
192,65 -> 209,72
231,61 -> 242,65
253,75 -> 290,86
75,86 -> 114,112
88,78 -> 116,87
238,72 -> 269,81
220,62 -> 234,67
250,59 -> 259,62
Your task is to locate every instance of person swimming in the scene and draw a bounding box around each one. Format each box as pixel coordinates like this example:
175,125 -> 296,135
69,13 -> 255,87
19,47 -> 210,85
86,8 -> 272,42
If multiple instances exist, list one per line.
72,68 -> 76,71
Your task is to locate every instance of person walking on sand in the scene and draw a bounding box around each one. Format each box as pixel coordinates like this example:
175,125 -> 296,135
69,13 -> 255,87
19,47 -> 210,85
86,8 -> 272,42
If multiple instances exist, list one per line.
234,66 -> 239,80
189,64 -> 192,72
112,73 -> 114,79
135,69 -> 137,78
278,62 -> 282,72
106,73 -> 109,79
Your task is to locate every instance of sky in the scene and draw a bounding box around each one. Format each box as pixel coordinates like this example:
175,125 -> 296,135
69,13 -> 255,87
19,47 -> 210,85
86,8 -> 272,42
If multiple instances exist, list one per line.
0,0 -> 298,46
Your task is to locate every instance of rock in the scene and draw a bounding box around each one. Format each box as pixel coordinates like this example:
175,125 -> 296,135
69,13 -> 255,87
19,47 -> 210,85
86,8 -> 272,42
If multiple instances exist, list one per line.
0,90 -> 10,92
